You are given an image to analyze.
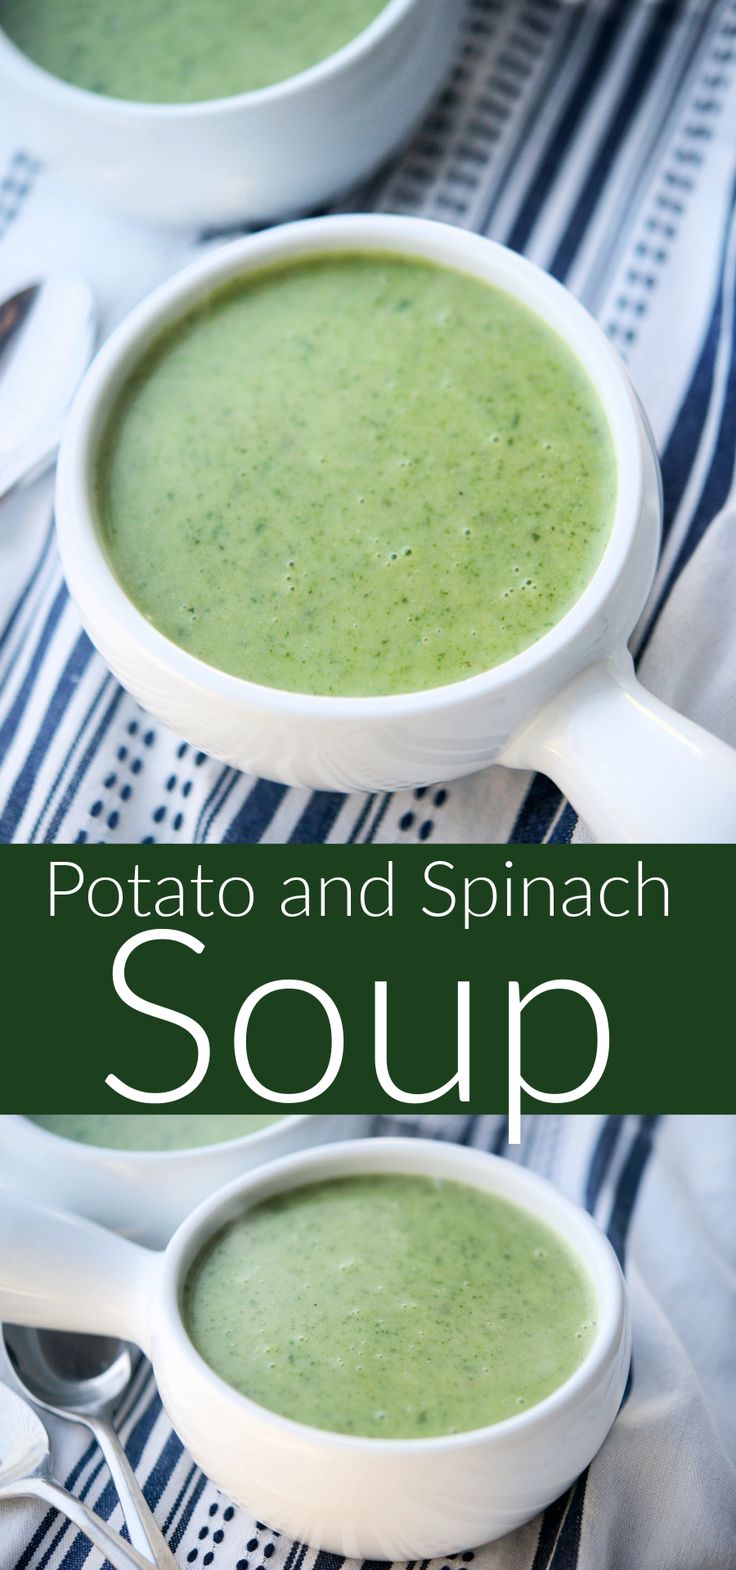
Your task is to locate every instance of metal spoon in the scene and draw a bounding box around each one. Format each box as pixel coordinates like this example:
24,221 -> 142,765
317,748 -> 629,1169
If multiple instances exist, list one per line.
0,273 -> 96,501
2,1326 -> 178,1570
0,1382 -> 162,1570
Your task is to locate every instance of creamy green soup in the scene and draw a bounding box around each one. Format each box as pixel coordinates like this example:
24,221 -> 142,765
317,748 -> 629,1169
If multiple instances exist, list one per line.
0,0 -> 387,102
27,1114 -> 285,1151
184,1174 -> 597,1438
96,255 -> 615,698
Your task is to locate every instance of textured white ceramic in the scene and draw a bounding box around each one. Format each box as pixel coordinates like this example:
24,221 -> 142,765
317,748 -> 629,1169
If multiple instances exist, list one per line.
0,1114 -> 365,1245
54,213 -> 736,840
0,1137 -> 630,1558
0,1 -> 460,227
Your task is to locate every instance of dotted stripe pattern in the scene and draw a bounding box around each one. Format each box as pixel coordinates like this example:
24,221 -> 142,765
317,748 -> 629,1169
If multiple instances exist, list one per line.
185,1503 -> 280,1570
607,1 -> 736,356
77,722 -> 207,843
0,148 -> 40,240
380,0 -> 558,222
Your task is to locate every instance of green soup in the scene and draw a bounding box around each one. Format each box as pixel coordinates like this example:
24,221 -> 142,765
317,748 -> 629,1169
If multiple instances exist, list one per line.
184,1174 -> 597,1438
27,1113 -> 285,1151
96,255 -> 615,698
0,0 -> 387,102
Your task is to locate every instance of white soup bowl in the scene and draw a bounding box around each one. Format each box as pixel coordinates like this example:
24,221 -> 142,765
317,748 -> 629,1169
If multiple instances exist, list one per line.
55,214 -> 736,841
0,1137 -> 630,1557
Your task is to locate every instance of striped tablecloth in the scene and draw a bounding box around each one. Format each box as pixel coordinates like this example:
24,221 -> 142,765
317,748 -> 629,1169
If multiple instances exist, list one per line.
2,0 -> 736,843
2,1114 -> 734,1570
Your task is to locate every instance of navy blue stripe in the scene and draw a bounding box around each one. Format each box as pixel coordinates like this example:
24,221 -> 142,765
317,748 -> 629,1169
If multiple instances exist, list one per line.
162,1460 -> 197,1534
62,1441 -> 99,1494
312,1555 -> 346,1570
458,1113 -> 480,1147
584,0 -> 717,321
659,251 -> 736,593
658,171 -> 736,545
169,1471 -> 208,1552
30,668 -> 112,840
504,0 -> 638,255
0,629 -> 94,841
584,1115 -> 625,1213
200,769 -> 243,842
363,793 -> 392,843
607,1113 -> 660,1266
111,1354 -> 153,1432
547,802 -> 578,844
0,517 -> 54,658
12,1487 -> 91,1570
282,1541 -> 304,1570
507,0 -> 698,847
491,1116 -> 508,1155
14,1357 -> 152,1566
141,1428 -> 185,1515
531,1112 -> 630,1569
12,1433 -> 104,1569
13,1368 -> 164,1570
194,762 -> 234,840
480,4 -> 586,234
222,776 -> 288,842
548,1 -> 683,282
548,1472 -> 588,1570
49,1388 -> 165,1570
122,1385 -> 164,1469
347,793 -> 376,843
56,1478 -> 124,1570
37,1458 -> 107,1570
42,681 -> 124,843
280,1538 -> 309,1570
0,580 -> 67,746
289,791 -> 345,844
508,773 -> 562,843
530,1490 -> 572,1570
546,1115 -> 661,1568
29,1507 -> 94,1570
121,1378 -> 187,1532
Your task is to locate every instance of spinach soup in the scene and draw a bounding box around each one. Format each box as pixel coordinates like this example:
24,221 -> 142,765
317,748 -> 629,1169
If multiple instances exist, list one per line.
0,0 -> 387,103
27,1113 -> 285,1151
184,1174 -> 597,1438
96,254 -> 616,698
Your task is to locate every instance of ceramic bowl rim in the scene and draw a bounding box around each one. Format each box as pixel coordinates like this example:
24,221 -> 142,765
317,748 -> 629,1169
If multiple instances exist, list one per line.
6,1112 -> 314,1163
55,213 -> 647,724
0,0 -> 420,115
159,1135 -> 628,1455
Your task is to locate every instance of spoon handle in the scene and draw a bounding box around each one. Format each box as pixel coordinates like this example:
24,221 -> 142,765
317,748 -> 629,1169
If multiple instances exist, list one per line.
88,1414 -> 179,1570
0,1476 -> 164,1570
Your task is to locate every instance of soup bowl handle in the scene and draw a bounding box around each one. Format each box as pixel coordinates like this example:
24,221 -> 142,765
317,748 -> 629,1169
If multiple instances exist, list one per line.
503,650 -> 736,844
0,1192 -> 158,1349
